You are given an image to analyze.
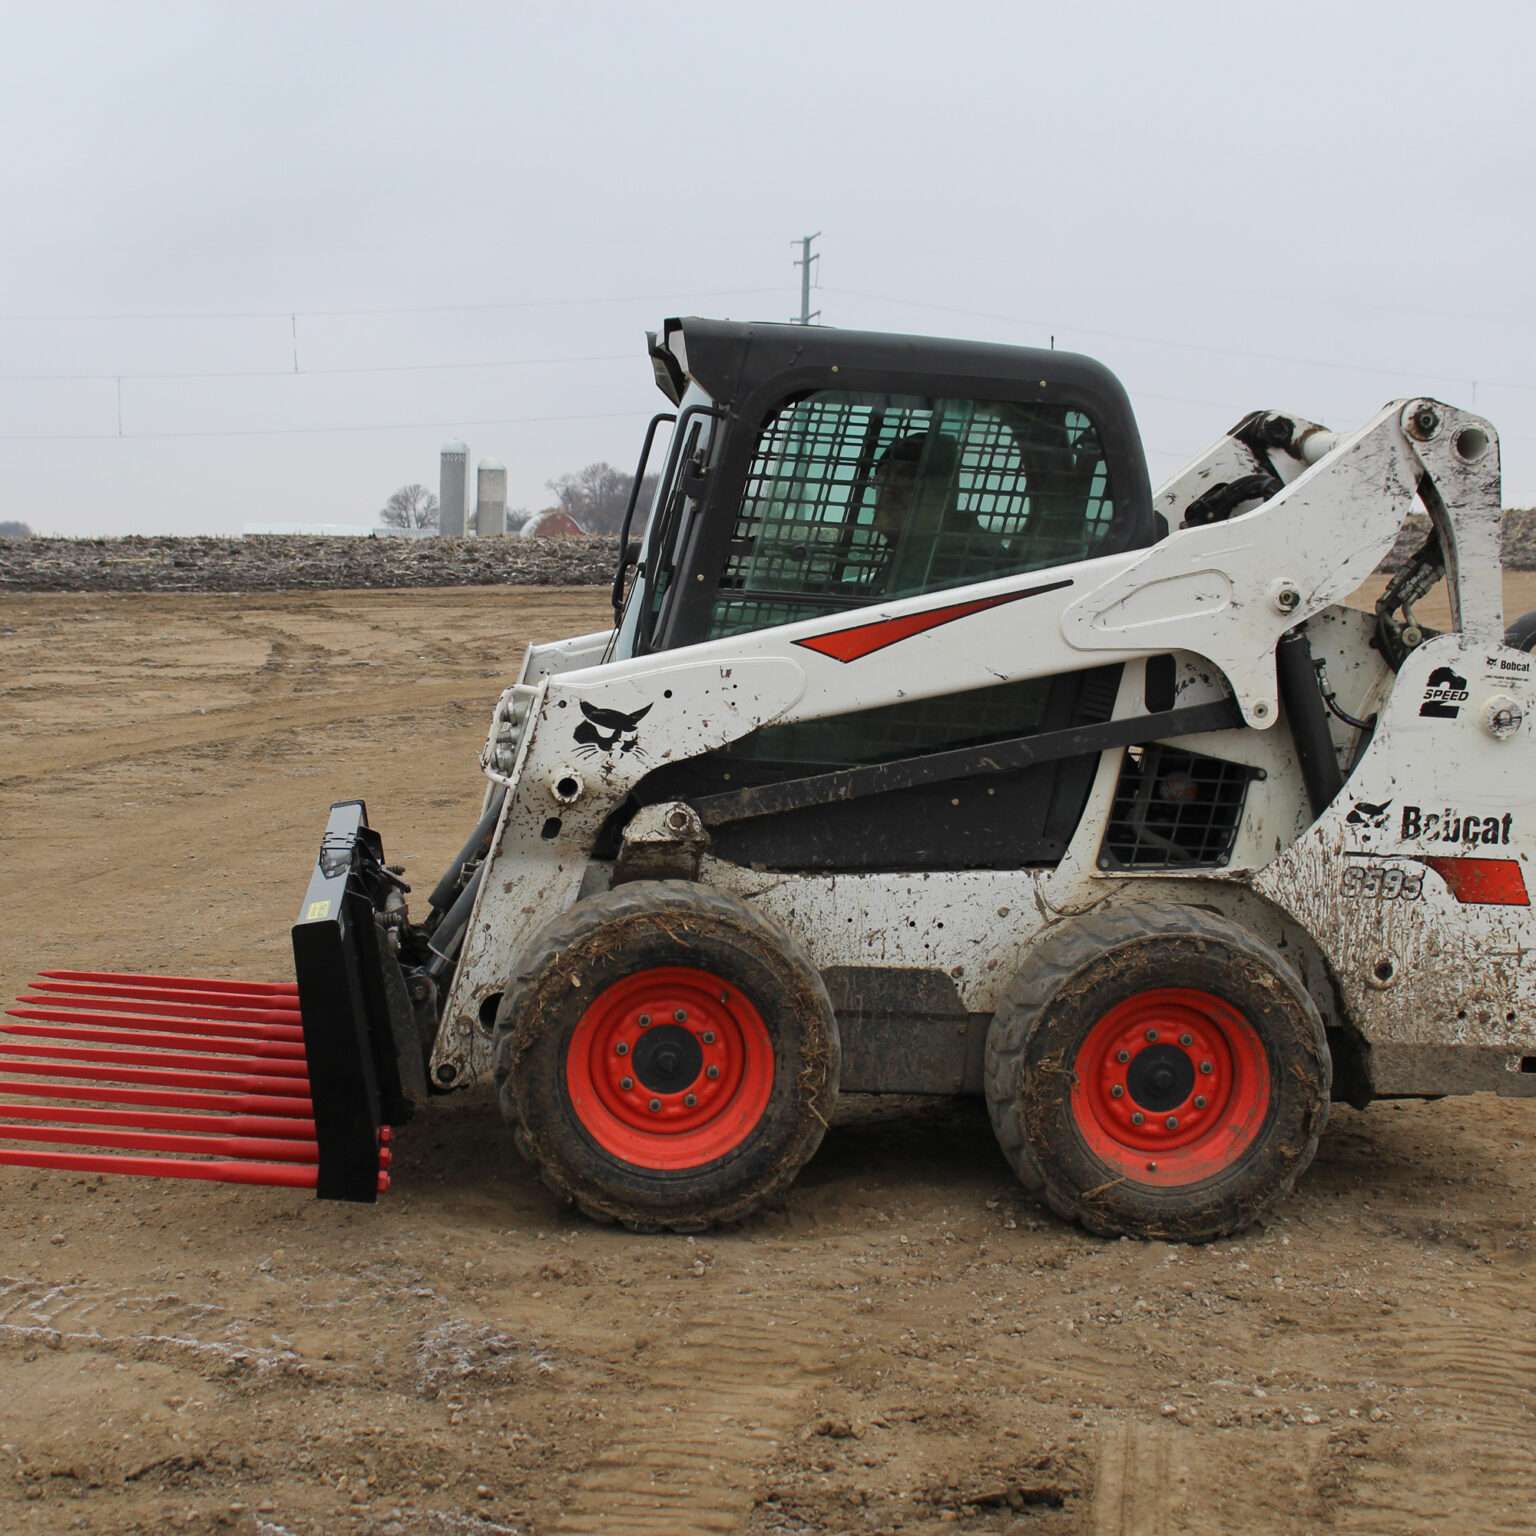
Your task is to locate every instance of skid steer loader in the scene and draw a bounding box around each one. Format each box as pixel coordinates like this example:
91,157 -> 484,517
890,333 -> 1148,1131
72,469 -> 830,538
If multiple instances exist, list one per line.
6,318 -> 1534,1241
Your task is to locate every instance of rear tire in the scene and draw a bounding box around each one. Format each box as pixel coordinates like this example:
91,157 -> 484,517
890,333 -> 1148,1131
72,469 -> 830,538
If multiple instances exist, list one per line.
984,905 -> 1329,1242
494,880 -> 839,1231
1504,609 -> 1536,653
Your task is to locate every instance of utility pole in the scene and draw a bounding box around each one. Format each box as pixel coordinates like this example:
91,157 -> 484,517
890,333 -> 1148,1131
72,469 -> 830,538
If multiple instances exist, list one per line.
792,232 -> 821,325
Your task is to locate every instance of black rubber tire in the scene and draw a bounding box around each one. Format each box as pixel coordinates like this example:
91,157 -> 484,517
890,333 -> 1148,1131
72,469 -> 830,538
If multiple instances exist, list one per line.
493,880 -> 840,1232
984,905 -> 1330,1242
1504,609 -> 1536,653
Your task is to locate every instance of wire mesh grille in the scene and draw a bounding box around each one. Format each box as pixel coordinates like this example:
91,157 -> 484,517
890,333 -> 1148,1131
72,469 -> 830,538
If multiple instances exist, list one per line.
708,391 -> 1117,640
1101,746 -> 1256,869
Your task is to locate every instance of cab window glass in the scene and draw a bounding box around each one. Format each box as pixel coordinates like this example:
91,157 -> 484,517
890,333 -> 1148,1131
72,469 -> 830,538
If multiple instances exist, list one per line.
708,391 -> 1117,639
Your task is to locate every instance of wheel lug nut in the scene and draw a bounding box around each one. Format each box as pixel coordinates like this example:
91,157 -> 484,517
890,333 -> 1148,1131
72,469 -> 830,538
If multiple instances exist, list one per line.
684,1093 -> 697,1108
1166,1116 -> 1179,1130
1200,1060 -> 1213,1075
638,1014 -> 651,1028
1110,1084 -> 1124,1099
706,1065 -> 720,1080
1130,1111 -> 1145,1126
702,1030 -> 717,1044
1194,1094 -> 1207,1109
648,1098 -> 662,1113
620,1076 -> 633,1091
1145,1029 -> 1158,1042
674,1009 -> 687,1022
615,1041 -> 629,1056
1116,1049 -> 1130,1063
1179,1033 -> 1193,1047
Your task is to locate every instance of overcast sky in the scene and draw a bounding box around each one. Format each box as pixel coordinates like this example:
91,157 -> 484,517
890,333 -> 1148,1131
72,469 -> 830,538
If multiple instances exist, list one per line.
1,0 -> 1532,536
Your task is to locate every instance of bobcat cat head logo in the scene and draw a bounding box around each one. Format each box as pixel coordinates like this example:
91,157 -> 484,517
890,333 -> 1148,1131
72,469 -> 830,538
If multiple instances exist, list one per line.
1346,798 -> 1392,829
573,700 -> 652,759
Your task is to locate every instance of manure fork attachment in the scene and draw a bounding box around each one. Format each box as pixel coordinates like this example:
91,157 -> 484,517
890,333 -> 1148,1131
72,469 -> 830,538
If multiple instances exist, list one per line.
1,802 -> 412,1203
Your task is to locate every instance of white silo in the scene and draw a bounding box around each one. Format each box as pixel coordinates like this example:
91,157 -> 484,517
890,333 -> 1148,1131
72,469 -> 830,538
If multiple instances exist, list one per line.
439,441 -> 469,536
476,458 -> 508,537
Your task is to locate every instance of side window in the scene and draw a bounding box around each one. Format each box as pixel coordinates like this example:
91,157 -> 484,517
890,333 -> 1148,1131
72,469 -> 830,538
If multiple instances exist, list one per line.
708,390 -> 1118,640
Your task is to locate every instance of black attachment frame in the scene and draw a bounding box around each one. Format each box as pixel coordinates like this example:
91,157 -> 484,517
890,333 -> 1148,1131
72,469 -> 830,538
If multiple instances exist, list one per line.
291,800 -> 409,1202
691,698 -> 1245,828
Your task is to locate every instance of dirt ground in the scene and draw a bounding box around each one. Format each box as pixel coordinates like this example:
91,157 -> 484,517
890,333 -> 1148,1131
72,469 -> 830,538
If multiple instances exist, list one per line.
1,579 -> 1535,1536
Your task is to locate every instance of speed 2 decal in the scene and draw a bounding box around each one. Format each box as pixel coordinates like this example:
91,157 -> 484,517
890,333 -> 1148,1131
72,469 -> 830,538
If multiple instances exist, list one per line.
1419,666 -> 1469,719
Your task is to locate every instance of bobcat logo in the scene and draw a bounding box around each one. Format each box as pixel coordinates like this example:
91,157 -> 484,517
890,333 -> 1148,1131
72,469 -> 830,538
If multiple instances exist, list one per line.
1347,798 -> 1393,830
573,700 -> 652,760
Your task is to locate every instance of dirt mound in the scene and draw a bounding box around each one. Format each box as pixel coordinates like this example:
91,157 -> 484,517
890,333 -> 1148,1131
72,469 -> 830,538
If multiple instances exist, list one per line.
0,533 -> 619,594
1375,506 -> 1536,571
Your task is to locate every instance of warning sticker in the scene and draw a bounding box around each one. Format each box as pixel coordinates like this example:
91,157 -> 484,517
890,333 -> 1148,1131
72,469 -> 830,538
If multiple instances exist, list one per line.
304,899 -> 333,922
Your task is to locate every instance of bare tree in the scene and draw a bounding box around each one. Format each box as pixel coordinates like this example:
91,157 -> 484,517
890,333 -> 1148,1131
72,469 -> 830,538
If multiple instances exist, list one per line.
0,520 -> 31,540
546,462 -> 657,537
379,484 -> 440,531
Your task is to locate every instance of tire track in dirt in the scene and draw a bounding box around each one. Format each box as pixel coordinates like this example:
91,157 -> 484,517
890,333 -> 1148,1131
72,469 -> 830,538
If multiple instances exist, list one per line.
1090,1418 -> 1182,1535
552,1304 -> 841,1536
1331,1273 -> 1536,1535
0,679 -> 490,787
0,1274 -> 302,1374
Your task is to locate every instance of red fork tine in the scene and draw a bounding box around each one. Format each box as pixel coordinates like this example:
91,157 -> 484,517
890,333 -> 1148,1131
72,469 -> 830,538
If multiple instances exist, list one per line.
0,1101 -> 316,1140
0,1040 -> 310,1079
0,1147 -> 321,1188
7,1005 -> 304,1044
39,970 -> 299,997
0,1122 -> 321,1163
0,1077 -> 314,1119
0,1148 -> 389,1194
17,993 -> 301,1026
3,1021 -> 307,1061
0,1055 -> 311,1098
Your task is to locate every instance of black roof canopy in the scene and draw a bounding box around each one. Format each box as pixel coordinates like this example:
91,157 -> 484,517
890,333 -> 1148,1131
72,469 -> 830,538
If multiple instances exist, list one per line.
650,315 -> 1152,529
656,316 -> 1131,415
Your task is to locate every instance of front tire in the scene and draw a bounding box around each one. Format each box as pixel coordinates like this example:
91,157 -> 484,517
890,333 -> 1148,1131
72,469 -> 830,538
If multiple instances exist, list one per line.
984,905 -> 1329,1242
494,880 -> 840,1231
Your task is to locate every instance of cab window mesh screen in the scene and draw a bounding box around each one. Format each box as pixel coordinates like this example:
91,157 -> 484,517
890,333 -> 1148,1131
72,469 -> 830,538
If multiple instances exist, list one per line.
708,390 -> 1117,640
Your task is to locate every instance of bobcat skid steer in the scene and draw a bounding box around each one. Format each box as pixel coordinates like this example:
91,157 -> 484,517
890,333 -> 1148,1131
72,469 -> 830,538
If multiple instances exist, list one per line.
6,319 -> 1534,1241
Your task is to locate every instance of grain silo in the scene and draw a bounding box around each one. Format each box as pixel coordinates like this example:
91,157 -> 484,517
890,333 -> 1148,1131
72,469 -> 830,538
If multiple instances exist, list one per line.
476,458 -> 507,537
439,441 -> 469,536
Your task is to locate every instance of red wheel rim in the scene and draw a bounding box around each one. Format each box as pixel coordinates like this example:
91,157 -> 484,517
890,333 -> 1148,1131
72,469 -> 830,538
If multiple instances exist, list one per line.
565,966 -> 774,1171
1069,988 -> 1270,1188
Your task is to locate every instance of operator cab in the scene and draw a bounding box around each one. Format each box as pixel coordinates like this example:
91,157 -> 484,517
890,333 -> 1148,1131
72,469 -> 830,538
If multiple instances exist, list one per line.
605,319 -> 1158,874
612,317 -> 1154,662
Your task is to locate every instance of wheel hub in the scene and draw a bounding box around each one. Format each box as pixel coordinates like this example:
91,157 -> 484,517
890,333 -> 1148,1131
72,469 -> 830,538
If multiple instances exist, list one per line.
1069,987 -> 1271,1184
565,966 -> 775,1170
1125,1043 -> 1194,1113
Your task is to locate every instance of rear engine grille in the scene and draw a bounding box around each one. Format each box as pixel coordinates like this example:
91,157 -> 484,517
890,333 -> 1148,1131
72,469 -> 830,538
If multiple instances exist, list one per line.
1101,746 -> 1259,870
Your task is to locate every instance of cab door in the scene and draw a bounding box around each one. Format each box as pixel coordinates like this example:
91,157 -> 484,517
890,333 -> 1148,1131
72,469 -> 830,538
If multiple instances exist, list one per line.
635,384 -> 1155,872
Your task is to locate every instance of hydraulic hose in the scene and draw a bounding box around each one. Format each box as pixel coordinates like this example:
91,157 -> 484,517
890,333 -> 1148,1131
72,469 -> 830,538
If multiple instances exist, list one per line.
1275,629 -> 1345,820
425,864 -> 485,981
428,788 -> 506,916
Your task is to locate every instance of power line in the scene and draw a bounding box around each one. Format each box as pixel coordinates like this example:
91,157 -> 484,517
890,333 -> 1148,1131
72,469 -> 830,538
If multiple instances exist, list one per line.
0,351 -> 634,384
0,407 -> 652,444
822,286 -> 1536,396
0,285 -> 787,325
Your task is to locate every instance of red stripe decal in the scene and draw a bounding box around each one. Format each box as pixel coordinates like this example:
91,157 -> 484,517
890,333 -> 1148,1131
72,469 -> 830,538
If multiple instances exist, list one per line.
1417,856 -> 1530,906
793,580 -> 1073,663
